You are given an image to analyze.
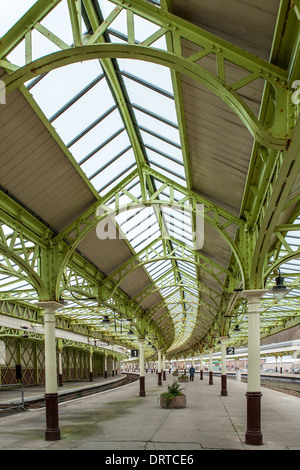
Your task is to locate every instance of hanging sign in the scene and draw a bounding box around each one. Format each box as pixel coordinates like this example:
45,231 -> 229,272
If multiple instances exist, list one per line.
226,347 -> 235,355
131,349 -> 139,358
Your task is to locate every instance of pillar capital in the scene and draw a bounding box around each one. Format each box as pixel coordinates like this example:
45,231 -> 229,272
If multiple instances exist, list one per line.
242,289 -> 268,300
36,301 -> 61,314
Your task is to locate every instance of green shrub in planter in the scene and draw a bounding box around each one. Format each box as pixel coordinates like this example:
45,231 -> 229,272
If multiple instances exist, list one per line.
178,375 -> 188,382
160,380 -> 186,408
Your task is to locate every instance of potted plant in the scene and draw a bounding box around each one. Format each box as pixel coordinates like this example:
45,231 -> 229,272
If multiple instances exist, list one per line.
160,380 -> 186,408
172,370 -> 179,376
178,374 -> 188,382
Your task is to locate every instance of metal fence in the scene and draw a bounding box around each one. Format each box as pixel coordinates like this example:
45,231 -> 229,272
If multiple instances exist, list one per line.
0,384 -> 26,411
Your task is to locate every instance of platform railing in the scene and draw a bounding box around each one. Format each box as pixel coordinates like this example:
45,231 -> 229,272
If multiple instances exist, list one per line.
0,383 -> 26,412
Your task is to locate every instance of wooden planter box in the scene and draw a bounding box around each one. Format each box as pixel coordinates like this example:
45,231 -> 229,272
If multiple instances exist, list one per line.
160,394 -> 186,409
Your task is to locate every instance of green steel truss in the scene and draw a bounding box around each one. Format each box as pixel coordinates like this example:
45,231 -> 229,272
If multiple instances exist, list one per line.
0,0 -> 299,359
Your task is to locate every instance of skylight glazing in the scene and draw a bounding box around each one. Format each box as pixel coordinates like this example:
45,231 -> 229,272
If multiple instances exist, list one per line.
2,0 -> 204,351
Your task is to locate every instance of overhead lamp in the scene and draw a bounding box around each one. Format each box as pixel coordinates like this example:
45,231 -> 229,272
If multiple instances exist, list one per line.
233,325 -> 240,332
102,315 -> 110,323
271,269 -> 288,300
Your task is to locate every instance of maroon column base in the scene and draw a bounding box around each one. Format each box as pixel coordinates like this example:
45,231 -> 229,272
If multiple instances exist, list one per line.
105,371 -> 107,378
45,393 -> 60,441
209,371 -> 213,385
163,370 -> 166,380
139,376 -> 146,397
158,372 -> 162,386
89,372 -> 93,382
112,370 -> 114,376
221,374 -> 227,396
245,391 -> 263,445
58,374 -> 63,387
200,370 -> 203,380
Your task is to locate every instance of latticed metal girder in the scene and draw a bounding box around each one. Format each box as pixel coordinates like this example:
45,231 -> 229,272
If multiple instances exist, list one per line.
0,0 -> 295,150
131,271 -> 220,310
0,0 -> 299,355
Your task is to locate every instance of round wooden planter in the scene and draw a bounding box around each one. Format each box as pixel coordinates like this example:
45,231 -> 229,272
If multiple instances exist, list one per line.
178,377 -> 188,382
160,394 -> 186,409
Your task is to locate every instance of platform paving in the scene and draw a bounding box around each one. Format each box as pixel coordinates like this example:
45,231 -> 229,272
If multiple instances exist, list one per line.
0,372 -> 299,451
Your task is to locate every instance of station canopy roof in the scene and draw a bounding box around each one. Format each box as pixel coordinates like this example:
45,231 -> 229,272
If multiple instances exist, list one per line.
0,0 -> 299,359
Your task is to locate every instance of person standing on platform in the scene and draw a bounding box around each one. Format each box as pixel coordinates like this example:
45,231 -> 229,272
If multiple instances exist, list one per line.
189,365 -> 195,381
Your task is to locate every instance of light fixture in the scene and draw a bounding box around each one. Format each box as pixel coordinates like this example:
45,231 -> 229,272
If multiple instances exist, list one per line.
102,315 -> 110,323
272,269 -> 288,299
233,325 -> 240,332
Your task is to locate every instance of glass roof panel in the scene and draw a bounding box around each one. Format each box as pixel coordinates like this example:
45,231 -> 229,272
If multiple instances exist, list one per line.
122,75 -> 178,124
105,5 -> 128,36
40,0 -> 76,45
80,130 -> 131,178
118,59 -> 173,94
2,0 -> 199,350
27,61 -> 103,118
90,147 -> 136,191
140,131 -> 183,161
69,109 -> 124,159
145,148 -> 185,179
132,13 -> 161,43
51,79 -> 115,144
0,0 -> 38,36
133,108 -> 181,144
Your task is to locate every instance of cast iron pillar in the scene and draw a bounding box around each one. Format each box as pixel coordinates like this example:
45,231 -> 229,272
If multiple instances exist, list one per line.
104,356 -> 107,378
158,349 -> 162,386
38,301 -> 61,441
139,339 -> 146,397
58,347 -> 63,387
89,352 -> 93,382
209,348 -> 213,385
243,289 -> 267,446
200,354 -> 203,380
220,337 -> 228,396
